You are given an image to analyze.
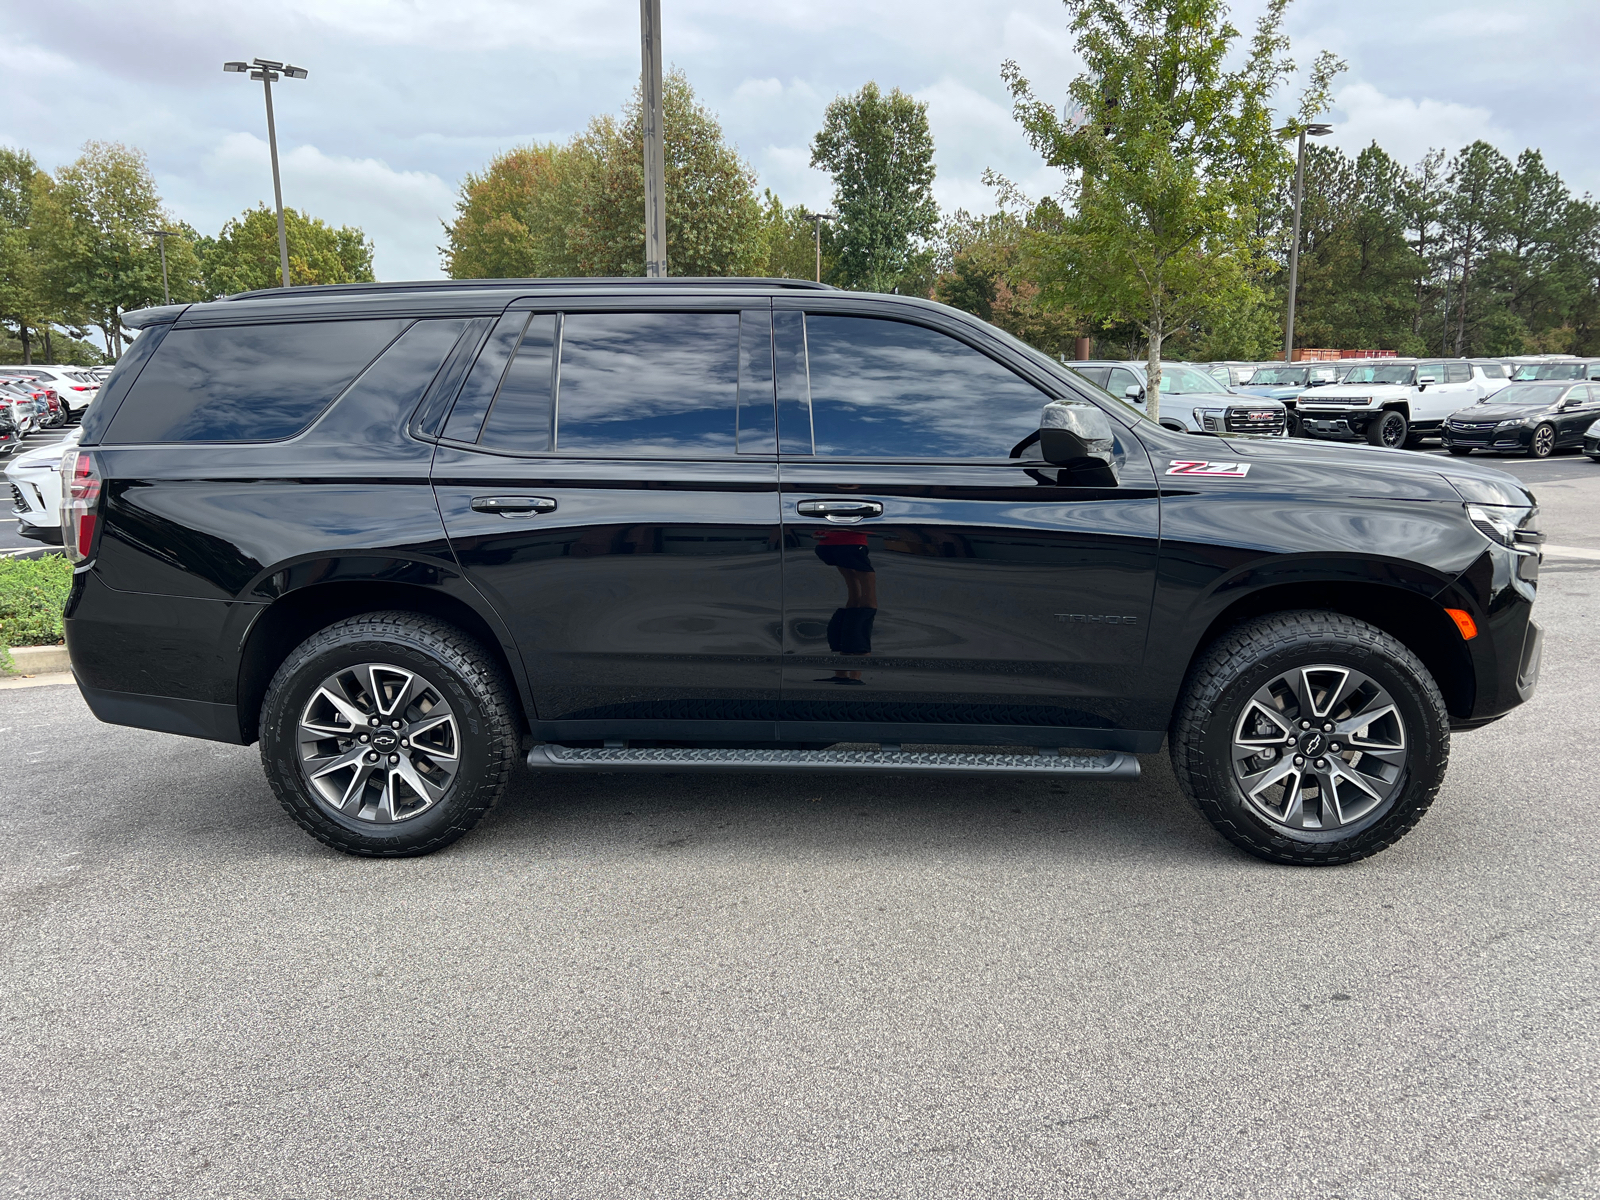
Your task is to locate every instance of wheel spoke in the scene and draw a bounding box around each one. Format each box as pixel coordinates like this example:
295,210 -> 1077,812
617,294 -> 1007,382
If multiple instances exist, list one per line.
313,686 -> 369,732
307,744 -> 368,781
392,755 -> 446,806
336,763 -> 376,813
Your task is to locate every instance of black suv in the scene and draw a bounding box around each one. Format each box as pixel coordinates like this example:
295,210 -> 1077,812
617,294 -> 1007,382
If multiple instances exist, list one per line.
62,279 -> 1544,865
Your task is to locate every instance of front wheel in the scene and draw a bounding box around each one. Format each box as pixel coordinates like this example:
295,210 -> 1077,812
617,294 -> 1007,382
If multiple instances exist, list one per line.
1529,423 -> 1557,458
259,612 -> 521,856
1366,410 -> 1409,448
1170,611 -> 1449,866
1285,409 -> 1303,438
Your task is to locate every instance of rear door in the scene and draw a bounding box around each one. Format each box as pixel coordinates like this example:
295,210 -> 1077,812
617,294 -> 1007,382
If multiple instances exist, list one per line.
431,298 -> 783,735
772,301 -> 1160,748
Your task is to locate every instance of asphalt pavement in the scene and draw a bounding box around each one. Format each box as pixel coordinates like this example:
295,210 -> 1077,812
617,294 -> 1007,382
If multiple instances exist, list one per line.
2,446 -> 1597,1199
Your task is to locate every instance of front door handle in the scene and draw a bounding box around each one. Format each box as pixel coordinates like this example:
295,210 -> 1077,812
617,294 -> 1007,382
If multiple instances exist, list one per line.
471,495 -> 557,517
796,499 -> 884,522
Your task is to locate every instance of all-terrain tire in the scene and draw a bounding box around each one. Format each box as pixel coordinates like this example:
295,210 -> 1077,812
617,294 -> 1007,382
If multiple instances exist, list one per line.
259,612 -> 520,857
1170,610 -> 1449,866
1366,409 -> 1408,448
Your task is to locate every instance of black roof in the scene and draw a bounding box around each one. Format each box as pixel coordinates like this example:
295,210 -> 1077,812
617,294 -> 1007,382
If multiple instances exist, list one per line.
223,276 -> 837,302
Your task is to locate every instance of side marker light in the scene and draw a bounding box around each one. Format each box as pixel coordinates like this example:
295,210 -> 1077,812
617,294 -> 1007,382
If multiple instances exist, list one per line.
1444,608 -> 1478,640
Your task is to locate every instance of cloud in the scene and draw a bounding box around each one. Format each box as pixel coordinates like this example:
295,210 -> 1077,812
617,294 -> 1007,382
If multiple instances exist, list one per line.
203,134 -> 457,280
1327,82 -> 1512,168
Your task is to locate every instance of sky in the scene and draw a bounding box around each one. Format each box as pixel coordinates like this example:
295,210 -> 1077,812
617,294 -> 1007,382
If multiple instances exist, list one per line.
3,0 -> 1596,282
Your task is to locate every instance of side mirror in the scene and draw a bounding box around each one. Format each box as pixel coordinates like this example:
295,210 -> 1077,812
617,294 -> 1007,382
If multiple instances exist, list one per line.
1037,402 -> 1119,486
1123,384 -> 1143,402
1418,375 -> 1436,387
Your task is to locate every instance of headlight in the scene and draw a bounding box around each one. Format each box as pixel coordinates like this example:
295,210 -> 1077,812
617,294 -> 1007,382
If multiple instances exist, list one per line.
1465,504 -> 1543,550
1197,408 -> 1226,432
1494,418 -> 1526,429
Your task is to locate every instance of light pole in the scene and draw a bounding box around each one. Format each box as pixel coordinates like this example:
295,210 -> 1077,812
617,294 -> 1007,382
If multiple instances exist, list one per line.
224,57 -> 308,289
152,229 -> 175,305
805,212 -> 835,283
1276,121 -> 1331,363
638,0 -> 667,278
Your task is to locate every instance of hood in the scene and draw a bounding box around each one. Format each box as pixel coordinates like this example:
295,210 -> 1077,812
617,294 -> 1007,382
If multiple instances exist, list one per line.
6,428 -> 80,473
1169,390 -> 1284,408
1451,404 -> 1552,425
1215,431 -> 1535,506
1235,384 -> 1304,401
1300,383 -> 1412,401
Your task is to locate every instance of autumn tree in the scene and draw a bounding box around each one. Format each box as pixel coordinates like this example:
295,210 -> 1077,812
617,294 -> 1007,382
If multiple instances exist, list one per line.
199,204 -> 374,295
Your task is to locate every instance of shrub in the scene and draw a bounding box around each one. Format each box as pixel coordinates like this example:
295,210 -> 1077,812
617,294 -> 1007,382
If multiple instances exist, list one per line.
0,553 -> 73,671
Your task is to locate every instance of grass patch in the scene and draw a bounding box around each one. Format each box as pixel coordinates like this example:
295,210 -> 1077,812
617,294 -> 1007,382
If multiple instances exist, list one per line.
1,553 -> 73,671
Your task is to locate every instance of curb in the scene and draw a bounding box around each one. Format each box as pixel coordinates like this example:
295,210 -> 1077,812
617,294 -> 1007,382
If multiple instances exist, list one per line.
0,671 -> 74,690
5,644 -> 70,675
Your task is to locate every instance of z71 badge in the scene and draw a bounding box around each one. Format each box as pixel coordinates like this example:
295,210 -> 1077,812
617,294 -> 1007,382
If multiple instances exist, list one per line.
1166,460 -> 1251,477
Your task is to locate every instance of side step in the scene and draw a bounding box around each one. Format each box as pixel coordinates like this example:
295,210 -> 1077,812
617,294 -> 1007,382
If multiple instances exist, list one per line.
526,744 -> 1140,779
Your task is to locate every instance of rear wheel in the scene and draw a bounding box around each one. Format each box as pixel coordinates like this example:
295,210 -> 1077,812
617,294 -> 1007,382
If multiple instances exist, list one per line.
1366,410 -> 1408,448
1170,611 -> 1449,866
1529,423 -> 1557,458
259,612 -> 520,857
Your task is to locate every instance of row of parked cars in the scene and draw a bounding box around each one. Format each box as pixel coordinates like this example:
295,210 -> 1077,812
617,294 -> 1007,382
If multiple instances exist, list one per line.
2,364 -> 104,544
1071,354 -> 1600,460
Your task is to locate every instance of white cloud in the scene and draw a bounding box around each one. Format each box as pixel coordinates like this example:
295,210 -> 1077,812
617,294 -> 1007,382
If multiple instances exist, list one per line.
203,134 -> 456,280
1328,82 -> 1512,168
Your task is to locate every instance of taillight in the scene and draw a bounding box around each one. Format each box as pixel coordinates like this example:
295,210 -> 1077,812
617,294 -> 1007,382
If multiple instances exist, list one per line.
61,449 -> 102,564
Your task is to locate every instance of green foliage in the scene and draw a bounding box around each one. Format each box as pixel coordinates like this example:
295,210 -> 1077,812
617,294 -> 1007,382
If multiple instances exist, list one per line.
0,147 -> 54,361
0,554 -> 73,665
811,82 -> 940,293
759,191 -> 835,281
443,72 -> 765,279
1002,0 -> 1343,418
932,203 -> 1081,356
199,204 -> 375,295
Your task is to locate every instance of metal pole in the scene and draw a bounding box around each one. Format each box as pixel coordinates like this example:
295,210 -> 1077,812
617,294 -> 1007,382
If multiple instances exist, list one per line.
639,0 -> 667,278
262,74 -> 292,288
1283,128 -> 1306,363
156,232 -> 170,305
814,217 -> 822,282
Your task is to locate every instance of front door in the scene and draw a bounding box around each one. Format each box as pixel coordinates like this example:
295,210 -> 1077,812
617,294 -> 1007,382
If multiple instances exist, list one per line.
1557,384 -> 1600,445
432,300 -> 783,735
772,303 -> 1161,750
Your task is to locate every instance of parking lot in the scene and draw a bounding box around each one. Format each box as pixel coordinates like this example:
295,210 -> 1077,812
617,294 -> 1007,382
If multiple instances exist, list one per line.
1,428 -> 73,558
3,448 -> 1597,1198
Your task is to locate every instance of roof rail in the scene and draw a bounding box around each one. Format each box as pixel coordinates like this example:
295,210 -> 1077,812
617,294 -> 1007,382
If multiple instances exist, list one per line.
222,277 -> 839,302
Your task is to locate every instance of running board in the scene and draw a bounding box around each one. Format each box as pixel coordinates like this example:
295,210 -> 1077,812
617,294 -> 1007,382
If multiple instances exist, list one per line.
526,744 -> 1140,779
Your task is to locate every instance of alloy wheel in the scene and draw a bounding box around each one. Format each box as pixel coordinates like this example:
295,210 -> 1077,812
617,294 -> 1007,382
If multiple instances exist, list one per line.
297,662 -> 460,823
1231,664 -> 1408,831
1531,424 -> 1556,458
1379,413 -> 1406,448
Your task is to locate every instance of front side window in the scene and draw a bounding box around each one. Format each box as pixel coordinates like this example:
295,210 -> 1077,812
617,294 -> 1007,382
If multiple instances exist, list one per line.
785,315 -> 1051,458
1106,368 -> 1141,399
103,319 -> 409,443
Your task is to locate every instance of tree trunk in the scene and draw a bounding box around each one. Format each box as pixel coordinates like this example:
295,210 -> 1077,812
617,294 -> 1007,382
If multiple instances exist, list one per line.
1145,304 -> 1164,425
19,322 -> 31,365
42,326 -> 52,363
1455,247 -> 1470,357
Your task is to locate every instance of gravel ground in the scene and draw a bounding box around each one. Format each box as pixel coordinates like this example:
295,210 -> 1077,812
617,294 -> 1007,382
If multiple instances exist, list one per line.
2,451 -> 1596,1199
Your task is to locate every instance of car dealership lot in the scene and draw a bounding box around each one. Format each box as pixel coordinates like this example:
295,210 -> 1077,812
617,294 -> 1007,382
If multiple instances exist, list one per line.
3,450 -> 1597,1198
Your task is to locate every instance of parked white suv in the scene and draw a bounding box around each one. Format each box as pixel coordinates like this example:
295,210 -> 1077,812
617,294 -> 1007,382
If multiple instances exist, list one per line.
5,427 -> 79,544
5,365 -> 99,417
1295,359 -> 1497,448
1070,361 -> 1287,436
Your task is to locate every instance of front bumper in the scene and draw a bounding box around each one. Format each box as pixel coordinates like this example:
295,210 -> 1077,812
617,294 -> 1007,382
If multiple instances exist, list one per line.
1442,422 -> 1531,453
1433,543 -> 1541,727
1296,408 -> 1377,441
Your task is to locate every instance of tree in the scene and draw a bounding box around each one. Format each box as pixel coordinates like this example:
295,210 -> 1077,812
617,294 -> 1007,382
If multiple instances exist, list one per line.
932,202 -> 1081,356
1441,140 -> 1511,355
0,147 -> 49,362
811,82 -> 940,293
759,190 -> 835,281
199,205 -> 375,296
1003,0 -> 1342,421
441,144 -> 575,278
442,72 -> 765,279
32,142 -> 177,357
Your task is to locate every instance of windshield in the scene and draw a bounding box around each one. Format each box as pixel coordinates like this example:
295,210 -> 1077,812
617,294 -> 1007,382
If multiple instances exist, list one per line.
1156,365 -> 1226,395
1490,383 -> 1567,406
1246,367 -> 1307,386
1511,363 -> 1584,380
1341,363 -> 1415,385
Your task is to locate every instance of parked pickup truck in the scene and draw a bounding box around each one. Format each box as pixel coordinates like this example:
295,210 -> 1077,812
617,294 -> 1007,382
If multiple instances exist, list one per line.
1295,359 -> 1501,447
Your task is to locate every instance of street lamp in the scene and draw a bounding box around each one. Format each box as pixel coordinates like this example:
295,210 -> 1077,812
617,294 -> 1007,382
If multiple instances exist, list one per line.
224,57 -> 308,289
152,229 -> 176,305
1276,121 -> 1331,363
804,212 -> 835,283
638,0 -> 666,278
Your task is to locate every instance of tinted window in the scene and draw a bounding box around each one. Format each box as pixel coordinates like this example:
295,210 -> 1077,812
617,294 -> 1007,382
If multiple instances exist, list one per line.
477,315 -> 558,452
793,316 -> 1052,459
442,310 -> 528,443
555,312 -> 739,455
104,319 -> 408,443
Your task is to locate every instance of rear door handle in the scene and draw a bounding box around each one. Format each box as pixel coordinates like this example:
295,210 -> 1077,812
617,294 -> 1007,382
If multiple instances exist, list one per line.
795,499 -> 884,522
471,495 -> 557,516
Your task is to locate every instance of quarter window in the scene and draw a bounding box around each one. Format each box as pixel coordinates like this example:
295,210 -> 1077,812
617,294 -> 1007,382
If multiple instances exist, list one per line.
103,319 -> 408,443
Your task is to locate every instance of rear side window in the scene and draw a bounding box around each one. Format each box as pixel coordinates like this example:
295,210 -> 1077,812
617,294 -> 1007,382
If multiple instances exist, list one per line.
787,315 -> 1051,458
103,319 -> 408,443
1446,362 -> 1471,383
554,312 -> 739,455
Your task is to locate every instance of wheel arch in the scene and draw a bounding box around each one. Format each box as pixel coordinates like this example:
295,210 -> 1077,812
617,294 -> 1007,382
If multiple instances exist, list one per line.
1182,580 -> 1475,720
235,579 -> 530,744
